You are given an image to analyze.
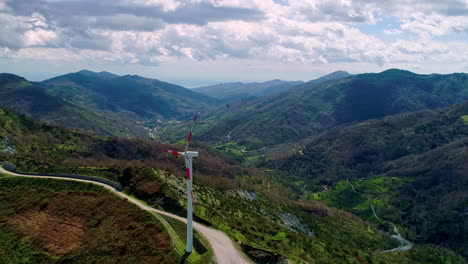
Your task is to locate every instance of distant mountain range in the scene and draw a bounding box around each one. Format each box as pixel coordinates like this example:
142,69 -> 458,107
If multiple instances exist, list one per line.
193,79 -> 304,102
192,69 -> 468,148
0,69 -> 355,139
193,70 -> 352,102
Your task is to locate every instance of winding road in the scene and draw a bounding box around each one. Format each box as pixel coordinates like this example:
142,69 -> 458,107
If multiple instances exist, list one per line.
345,179 -> 413,252
0,166 -> 250,264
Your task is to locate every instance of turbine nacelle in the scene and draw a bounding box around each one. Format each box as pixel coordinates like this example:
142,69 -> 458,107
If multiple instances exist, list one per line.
163,150 -> 198,158
181,151 -> 199,158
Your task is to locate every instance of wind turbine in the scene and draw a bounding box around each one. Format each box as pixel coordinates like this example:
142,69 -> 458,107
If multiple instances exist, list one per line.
164,113 -> 198,253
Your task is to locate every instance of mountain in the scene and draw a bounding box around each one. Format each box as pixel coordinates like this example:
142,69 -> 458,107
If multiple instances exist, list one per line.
193,71 -> 352,103
1,107 -> 463,263
42,70 -> 218,118
268,102 -> 468,256
193,79 -> 304,102
0,70 -> 219,139
305,70 -> 352,86
70,69 -> 120,80
0,73 -> 134,137
191,69 -> 468,149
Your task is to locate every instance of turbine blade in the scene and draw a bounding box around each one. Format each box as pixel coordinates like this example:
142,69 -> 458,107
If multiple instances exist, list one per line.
187,131 -> 193,143
164,149 -> 179,156
184,112 -> 199,152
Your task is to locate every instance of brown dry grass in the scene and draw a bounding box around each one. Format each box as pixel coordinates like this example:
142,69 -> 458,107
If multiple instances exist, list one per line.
9,210 -> 85,255
136,180 -> 162,196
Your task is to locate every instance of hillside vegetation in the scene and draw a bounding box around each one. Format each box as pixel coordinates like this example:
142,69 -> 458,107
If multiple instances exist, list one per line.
269,103 -> 467,257
185,69 -> 468,149
0,73 -> 137,138
1,107 -> 463,263
0,177 -> 178,264
1,68 -> 467,263
0,70 -> 218,139
0,107 -> 392,263
43,70 -> 218,118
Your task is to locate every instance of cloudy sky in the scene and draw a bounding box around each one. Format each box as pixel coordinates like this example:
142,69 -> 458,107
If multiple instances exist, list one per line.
0,0 -> 467,87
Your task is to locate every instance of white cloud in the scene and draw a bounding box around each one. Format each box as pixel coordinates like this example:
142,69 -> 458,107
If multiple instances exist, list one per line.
384,29 -> 402,35
400,12 -> 468,36
0,0 -> 466,82
125,0 -> 181,11
23,28 -> 59,46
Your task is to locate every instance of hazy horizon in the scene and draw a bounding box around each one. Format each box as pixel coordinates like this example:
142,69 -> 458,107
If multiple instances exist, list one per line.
0,0 -> 467,87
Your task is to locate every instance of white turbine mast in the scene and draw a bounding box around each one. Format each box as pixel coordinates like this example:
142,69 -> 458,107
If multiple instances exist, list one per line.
164,113 -> 199,253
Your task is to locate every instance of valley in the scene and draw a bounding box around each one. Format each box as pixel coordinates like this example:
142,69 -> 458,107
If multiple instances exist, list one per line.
0,68 -> 466,263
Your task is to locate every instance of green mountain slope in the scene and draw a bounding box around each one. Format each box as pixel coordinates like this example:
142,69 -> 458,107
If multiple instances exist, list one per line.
0,73 -> 139,138
0,70 -> 219,139
268,102 -> 468,256
0,107 -> 462,263
43,70 -> 218,118
191,69 -> 467,149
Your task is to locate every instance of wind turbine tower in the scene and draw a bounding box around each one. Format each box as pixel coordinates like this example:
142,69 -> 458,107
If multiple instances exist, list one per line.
165,113 -> 198,253
182,150 -> 197,252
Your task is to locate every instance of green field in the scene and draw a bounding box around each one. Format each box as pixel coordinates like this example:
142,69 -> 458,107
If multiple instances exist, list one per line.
461,115 -> 468,124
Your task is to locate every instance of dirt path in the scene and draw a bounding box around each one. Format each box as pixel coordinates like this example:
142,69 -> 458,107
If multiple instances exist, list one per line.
0,167 -> 250,264
345,179 -> 413,252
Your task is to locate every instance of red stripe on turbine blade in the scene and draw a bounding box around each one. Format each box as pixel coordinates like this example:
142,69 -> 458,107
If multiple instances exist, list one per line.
187,131 -> 192,142
172,151 -> 179,156
164,149 -> 169,153
186,168 -> 191,180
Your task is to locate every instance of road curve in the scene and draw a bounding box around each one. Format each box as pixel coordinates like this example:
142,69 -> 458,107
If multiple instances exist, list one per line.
345,179 -> 413,252
0,167 -> 250,264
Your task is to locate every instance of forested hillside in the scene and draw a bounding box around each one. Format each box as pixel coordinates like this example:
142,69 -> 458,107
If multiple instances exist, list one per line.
187,69 -> 468,149
0,70 -> 218,139
267,103 -> 468,257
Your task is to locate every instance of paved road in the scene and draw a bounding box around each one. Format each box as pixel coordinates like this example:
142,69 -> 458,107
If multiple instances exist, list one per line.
0,167 -> 250,264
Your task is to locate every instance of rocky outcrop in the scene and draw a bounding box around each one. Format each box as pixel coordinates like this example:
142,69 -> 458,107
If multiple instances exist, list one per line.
0,136 -> 17,155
